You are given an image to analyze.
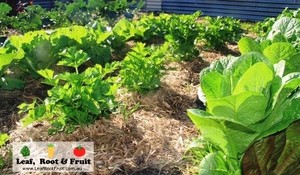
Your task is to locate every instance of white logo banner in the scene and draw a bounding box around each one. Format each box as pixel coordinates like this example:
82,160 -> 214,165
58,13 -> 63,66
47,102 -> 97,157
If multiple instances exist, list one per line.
12,142 -> 94,172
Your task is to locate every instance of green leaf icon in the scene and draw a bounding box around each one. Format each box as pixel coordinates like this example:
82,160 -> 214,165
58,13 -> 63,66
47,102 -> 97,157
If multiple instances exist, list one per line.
20,146 -> 30,158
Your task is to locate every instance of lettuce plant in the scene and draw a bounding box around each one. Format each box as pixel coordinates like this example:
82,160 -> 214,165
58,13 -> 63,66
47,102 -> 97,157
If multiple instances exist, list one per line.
238,17 -> 300,74
188,52 -> 300,174
0,25 -> 112,90
238,38 -> 299,74
254,8 -> 300,37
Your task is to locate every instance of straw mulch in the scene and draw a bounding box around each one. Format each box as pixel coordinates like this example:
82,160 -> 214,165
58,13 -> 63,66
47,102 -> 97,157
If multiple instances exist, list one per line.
1,61 -> 204,175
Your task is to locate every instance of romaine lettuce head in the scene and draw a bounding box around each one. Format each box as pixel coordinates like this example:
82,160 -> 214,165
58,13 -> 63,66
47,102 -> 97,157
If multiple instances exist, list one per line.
189,52 -> 300,158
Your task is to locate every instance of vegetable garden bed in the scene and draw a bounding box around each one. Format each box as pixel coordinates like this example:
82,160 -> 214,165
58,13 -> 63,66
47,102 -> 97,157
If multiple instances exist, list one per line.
1,1 -> 300,174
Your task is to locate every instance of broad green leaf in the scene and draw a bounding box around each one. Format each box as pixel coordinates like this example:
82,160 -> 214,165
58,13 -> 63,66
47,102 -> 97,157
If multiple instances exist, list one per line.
260,91 -> 300,138
199,152 -> 237,175
285,53 -> 300,74
21,116 -> 39,127
272,72 -> 300,109
200,56 -> 237,76
38,69 -> 57,86
20,104 -> 47,127
207,91 -> 268,125
207,56 -> 239,75
188,109 -> 237,156
267,17 -> 300,41
89,46 -> 111,66
51,26 -> 88,44
201,71 -> 230,100
259,40 -> 272,51
9,31 -> 48,48
238,37 -> 261,54
0,133 -> 9,147
0,49 -> 25,70
90,29 -> 111,44
233,62 -> 274,95
96,32 -> 111,44
271,32 -> 288,43
23,31 -> 49,41
188,109 -> 258,157
200,53 -> 270,100
112,18 -> 134,40
0,77 -> 25,90
0,48 -> 6,54
226,52 -> 271,89
57,72 -> 83,86
263,42 -> 296,64
82,93 -> 101,115
0,3 -> 11,16
58,47 -> 90,69
38,69 -> 54,80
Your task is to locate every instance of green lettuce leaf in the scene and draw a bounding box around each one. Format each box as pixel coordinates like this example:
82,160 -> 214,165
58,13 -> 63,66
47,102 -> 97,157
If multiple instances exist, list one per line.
263,42 -> 296,64
201,71 -> 230,100
207,91 -> 268,125
233,62 -> 274,95
238,37 -> 262,54
267,17 -> 300,41
199,151 -> 241,175
188,109 -> 258,157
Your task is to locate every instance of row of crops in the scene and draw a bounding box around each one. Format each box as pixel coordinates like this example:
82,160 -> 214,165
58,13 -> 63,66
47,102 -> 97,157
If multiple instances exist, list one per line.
0,0 -> 142,33
0,2 -> 243,137
0,1 -> 300,174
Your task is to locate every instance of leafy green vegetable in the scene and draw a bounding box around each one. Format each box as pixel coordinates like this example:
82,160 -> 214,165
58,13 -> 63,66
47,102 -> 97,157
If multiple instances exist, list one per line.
0,3 -> 11,16
58,47 -> 90,73
199,16 -> 243,49
201,151 -> 241,175
164,12 -> 201,60
267,17 -> 300,42
19,62 -> 120,133
253,18 -> 276,37
0,48 -> 25,71
11,5 -> 47,32
51,26 -> 88,44
242,121 -> 300,175
120,42 -> 168,93
263,42 -> 296,64
238,37 -> 262,54
0,3 -> 12,32
238,33 -> 299,74
0,133 -> 9,147
189,52 -> 300,174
